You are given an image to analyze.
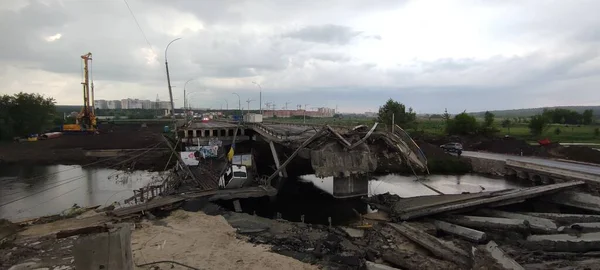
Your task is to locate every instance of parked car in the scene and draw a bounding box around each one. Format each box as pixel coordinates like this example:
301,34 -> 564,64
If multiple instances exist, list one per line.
440,142 -> 463,156
218,164 -> 249,189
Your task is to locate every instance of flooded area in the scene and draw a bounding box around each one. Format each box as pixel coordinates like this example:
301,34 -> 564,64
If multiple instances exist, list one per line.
300,173 -> 523,197
0,163 -> 523,224
0,164 -> 163,221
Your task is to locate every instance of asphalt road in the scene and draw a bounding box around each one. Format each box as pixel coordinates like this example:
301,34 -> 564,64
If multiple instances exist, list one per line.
463,151 -> 600,175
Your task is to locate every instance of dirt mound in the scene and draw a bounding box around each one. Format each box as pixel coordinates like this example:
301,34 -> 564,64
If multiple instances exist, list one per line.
555,145 -> 600,165
469,137 -> 537,156
416,140 -> 450,159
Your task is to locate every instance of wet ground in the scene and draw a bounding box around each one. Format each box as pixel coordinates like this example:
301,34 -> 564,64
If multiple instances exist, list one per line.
0,164 -> 164,221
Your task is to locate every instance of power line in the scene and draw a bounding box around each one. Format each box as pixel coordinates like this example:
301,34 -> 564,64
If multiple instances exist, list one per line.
0,142 -> 164,208
123,0 -> 154,52
1,142 -> 163,198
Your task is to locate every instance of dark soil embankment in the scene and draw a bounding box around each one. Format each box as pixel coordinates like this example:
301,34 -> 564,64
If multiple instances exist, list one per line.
0,124 -> 170,170
415,140 -> 471,174
546,144 -> 600,165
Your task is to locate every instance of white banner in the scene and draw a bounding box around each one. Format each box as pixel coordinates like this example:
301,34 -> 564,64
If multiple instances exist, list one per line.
180,151 -> 199,166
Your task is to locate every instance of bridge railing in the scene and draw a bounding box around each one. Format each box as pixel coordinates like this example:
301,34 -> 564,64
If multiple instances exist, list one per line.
245,122 -> 289,141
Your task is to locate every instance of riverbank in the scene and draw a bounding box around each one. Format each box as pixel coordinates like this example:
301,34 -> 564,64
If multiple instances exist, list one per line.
5,181 -> 600,270
0,124 -> 170,171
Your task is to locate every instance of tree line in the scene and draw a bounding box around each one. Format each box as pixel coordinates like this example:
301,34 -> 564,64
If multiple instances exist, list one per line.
377,98 -> 598,138
0,92 -> 57,140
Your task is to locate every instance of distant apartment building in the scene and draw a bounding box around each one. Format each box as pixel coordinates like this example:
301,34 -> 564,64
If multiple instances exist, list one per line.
106,100 -> 122,109
158,101 -> 171,109
95,99 -> 170,110
94,100 -> 108,109
317,107 -> 335,117
141,100 -> 154,109
262,108 -> 336,118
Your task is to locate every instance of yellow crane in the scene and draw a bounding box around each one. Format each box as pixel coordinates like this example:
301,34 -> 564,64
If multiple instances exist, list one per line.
63,52 -> 97,132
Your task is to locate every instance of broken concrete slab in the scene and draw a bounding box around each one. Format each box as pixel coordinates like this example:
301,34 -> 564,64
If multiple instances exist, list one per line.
433,220 -> 487,243
563,222 -> 600,233
484,240 -> 525,270
340,227 -> 365,238
476,209 -> 557,233
526,232 -> 600,252
366,261 -> 400,270
388,222 -> 471,267
381,250 -> 458,270
517,212 -> 600,224
73,223 -> 133,270
0,219 -> 18,246
545,191 -> 600,213
442,215 -> 529,232
394,181 -> 584,220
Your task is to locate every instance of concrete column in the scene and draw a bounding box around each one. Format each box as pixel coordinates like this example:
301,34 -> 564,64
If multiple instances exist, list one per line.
73,224 -> 133,270
269,141 -> 287,178
332,174 -> 368,198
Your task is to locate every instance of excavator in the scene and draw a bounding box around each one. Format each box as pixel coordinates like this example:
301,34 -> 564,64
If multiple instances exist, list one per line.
63,52 -> 97,133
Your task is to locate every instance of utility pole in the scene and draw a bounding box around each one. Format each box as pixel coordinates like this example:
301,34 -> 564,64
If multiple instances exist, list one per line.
265,102 -> 272,118
303,103 -> 309,124
285,101 -> 291,110
165,37 -> 181,136
232,92 -> 241,116
246,98 -> 254,115
252,81 -> 262,115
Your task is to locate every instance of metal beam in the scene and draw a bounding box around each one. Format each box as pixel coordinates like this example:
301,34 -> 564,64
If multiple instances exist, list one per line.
266,128 -> 326,184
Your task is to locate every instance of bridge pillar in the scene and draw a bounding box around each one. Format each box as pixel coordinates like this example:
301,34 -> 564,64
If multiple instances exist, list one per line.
332,174 -> 368,198
269,141 -> 288,178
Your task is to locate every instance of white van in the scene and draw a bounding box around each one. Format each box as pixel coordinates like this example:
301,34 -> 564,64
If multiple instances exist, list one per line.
218,164 -> 249,189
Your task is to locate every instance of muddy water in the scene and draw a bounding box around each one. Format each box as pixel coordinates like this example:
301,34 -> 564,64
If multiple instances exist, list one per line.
0,164 -> 163,221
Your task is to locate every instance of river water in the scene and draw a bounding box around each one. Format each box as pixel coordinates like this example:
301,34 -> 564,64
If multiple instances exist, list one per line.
0,164 -> 164,221
0,164 -> 523,222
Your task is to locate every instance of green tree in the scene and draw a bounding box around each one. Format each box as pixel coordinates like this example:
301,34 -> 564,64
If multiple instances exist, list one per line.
528,114 -> 549,137
0,92 -> 56,140
501,119 -> 512,134
583,109 -> 594,125
483,111 -> 495,127
446,112 -> 478,135
377,98 -> 416,128
554,127 -> 561,135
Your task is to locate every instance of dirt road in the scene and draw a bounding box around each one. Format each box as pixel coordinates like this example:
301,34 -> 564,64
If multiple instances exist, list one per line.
132,210 -> 317,270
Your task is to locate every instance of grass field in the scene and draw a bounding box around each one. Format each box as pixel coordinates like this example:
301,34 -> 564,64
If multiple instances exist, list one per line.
269,117 -> 600,143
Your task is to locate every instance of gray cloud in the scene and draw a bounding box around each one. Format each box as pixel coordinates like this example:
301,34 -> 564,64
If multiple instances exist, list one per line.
1,0 -> 600,112
283,24 -> 363,45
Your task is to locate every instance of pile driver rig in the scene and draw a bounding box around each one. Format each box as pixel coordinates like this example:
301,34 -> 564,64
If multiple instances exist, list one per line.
63,52 -> 97,132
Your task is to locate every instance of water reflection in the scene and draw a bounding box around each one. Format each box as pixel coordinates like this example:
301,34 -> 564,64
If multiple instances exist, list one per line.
0,164 -> 163,221
299,174 -> 523,198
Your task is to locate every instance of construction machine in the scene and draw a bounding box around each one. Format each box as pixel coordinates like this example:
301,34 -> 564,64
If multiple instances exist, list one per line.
63,52 -> 97,132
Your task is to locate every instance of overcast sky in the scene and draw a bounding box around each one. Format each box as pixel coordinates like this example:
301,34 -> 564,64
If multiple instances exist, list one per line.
1,0 -> 599,113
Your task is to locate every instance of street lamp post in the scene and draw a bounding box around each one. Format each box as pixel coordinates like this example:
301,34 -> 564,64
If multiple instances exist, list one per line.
252,81 -> 262,114
165,37 -> 181,135
246,98 -> 254,115
232,92 -> 241,116
183,78 -> 194,110
304,104 -> 310,124
223,99 -> 229,111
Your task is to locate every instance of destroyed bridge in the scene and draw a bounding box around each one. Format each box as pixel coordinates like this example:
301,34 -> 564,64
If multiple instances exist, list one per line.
180,121 -> 428,197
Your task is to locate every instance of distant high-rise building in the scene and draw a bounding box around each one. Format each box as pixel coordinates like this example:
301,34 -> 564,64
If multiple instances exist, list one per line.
107,100 -> 122,109
94,100 -> 108,109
